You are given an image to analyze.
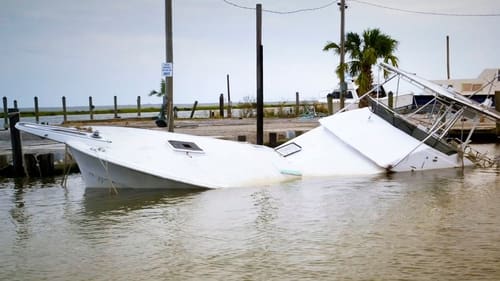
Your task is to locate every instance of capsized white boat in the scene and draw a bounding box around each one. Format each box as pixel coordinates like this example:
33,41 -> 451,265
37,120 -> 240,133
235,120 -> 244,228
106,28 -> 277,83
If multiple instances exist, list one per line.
15,64 -> 500,189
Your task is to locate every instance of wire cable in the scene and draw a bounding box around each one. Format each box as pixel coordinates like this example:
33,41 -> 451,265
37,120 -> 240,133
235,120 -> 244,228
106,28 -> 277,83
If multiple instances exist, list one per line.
351,0 -> 500,17
222,0 -> 337,14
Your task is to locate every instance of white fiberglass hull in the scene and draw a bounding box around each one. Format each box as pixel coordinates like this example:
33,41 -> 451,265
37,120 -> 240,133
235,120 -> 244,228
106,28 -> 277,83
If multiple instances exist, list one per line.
68,146 -> 203,189
16,123 -> 301,189
15,107 -> 474,189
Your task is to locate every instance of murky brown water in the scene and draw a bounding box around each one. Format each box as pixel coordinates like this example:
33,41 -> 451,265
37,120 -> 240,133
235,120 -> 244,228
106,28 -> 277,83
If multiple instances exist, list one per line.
1,144 -> 499,280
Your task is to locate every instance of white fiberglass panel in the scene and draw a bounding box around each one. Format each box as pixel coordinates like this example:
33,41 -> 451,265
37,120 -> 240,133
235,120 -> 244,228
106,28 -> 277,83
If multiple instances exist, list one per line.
319,108 -> 429,169
279,126 -> 383,176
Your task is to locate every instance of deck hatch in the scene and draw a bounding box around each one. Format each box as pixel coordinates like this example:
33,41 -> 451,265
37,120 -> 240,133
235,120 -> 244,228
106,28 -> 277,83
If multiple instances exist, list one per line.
168,140 -> 204,153
275,142 -> 302,157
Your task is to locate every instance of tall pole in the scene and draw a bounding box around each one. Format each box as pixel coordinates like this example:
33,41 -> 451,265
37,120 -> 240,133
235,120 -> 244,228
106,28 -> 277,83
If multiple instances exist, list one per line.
226,74 -> 232,118
446,35 -> 450,80
339,0 -> 346,110
166,0 -> 174,132
256,4 -> 264,145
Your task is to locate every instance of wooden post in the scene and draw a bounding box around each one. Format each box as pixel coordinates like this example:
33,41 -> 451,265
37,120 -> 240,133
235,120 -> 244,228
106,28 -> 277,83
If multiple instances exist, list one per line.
190,100 -> 198,119
226,74 -> 232,118
269,132 -> 277,147
34,96 -> 39,123
327,94 -> 333,115
113,95 -> 118,118
89,96 -> 94,120
388,91 -> 394,109
256,4 -> 263,145
137,96 -> 141,117
8,109 -> 24,177
2,96 -> 8,129
295,92 -> 300,116
13,100 -> 18,111
496,91 -> 500,138
38,153 -> 54,176
24,153 -> 54,177
219,94 -> 224,118
62,96 -> 67,123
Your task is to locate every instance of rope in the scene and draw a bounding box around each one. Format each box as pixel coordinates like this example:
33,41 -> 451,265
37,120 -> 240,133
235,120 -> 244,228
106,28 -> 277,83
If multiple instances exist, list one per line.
93,148 -> 118,195
60,145 -> 72,189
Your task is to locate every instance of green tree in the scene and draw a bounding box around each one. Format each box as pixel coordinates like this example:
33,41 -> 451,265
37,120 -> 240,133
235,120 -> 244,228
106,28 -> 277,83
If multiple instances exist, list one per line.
323,28 -> 398,106
149,79 -> 167,126
149,79 -> 166,97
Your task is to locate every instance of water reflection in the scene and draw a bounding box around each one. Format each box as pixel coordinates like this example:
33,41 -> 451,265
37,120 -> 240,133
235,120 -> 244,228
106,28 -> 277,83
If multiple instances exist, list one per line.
82,188 -> 203,215
10,183 -> 31,245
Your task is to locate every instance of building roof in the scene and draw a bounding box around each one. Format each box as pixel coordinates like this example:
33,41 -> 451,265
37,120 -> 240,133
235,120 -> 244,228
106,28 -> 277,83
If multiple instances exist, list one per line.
432,68 -> 500,96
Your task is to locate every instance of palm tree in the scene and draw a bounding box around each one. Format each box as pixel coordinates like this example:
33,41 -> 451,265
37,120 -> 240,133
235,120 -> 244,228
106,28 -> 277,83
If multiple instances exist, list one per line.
323,28 -> 398,106
149,79 -> 166,97
149,79 -> 167,127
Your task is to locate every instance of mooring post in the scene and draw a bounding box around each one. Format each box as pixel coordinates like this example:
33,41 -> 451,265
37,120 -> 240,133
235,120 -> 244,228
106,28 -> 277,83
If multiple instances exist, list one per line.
190,100 -> 198,119
219,94 -> 224,118
137,96 -> 141,117
295,92 -> 300,116
89,96 -> 94,120
327,94 -> 333,115
388,91 -> 394,109
113,96 -> 118,118
13,100 -> 18,111
3,96 -> 8,130
62,96 -> 67,123
34,96 -> 39,123
8,109 -> 24,177
495,91 -> 500,138
269,132 -> 277,147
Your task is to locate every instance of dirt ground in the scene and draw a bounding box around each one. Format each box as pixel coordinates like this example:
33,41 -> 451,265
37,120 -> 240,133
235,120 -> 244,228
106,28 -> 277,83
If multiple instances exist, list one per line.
63,117 -> 321,144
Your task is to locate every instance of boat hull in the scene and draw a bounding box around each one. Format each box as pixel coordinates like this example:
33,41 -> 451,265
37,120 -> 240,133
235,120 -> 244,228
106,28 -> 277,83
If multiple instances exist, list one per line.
69,146 -> 205,189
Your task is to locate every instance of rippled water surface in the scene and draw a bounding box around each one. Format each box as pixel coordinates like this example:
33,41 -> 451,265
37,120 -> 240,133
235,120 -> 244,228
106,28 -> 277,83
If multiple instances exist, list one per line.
1,145 -> 499,280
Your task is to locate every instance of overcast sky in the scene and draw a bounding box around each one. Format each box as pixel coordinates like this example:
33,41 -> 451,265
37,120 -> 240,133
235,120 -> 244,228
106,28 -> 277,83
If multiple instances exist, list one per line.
1,0 -> 499,108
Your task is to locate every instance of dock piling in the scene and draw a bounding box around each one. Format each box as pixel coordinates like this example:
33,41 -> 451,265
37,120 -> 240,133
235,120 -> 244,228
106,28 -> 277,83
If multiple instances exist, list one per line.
137,96 -> 141,117
496,91 -> 500,138
2,96 -> 8,130
25,153 -> 54,177
89,96 -> 94,120
34,96 -> 39,123
327,94 -> 333,115
113,96 -> 119,118
269,132 -> 277,147
219,94 -> 224,118
8,109 -> 25,177
190,101 -> 198,119
62,96 -> 67,123
295,92 -> 300,116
